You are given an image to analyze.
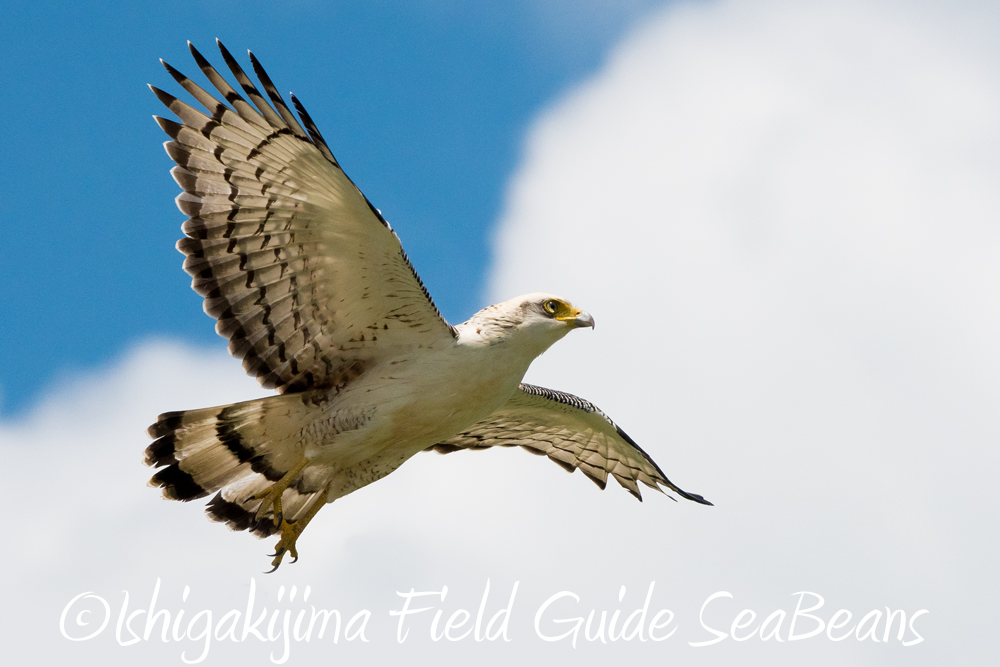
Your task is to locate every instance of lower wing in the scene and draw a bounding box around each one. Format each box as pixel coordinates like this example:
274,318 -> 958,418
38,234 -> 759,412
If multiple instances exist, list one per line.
429,383 -> 711,504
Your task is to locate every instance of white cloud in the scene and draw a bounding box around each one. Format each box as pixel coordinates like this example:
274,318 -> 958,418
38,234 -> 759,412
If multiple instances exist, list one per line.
3,0 -> 998,664
490,0 -> 1000,663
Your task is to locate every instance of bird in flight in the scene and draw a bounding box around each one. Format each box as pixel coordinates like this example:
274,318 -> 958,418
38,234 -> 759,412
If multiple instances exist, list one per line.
145,40 -> 711,571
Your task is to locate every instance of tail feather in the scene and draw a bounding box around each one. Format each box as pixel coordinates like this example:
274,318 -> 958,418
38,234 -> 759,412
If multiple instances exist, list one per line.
205,474 -> 323,538
144,393 -> 315,503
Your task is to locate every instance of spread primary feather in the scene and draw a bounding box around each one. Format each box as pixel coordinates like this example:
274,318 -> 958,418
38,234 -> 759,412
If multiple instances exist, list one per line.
145,40 -> 710,569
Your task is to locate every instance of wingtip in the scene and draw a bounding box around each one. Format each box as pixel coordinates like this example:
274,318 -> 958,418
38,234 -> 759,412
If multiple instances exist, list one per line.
149,85 -> 174,105
687,492 -> 713,506
160,59 -> 182,78
247,50 -> 264,75
149,84 -> 169,101
188,41 -> 210,67
662,479 -> 713,506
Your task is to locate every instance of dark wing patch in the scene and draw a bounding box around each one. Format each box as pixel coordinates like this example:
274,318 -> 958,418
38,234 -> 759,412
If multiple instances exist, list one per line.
153,41 -> 455,394
430,383 -> 711,505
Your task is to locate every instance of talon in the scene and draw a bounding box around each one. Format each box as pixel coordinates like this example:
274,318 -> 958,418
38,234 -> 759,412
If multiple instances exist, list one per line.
260,481 -> 332,572
266,521 -> 299,572
265,547 -> 286,573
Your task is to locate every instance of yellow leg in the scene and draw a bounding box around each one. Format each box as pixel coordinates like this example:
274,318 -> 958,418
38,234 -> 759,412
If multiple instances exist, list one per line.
266,483 -> 331,573
253,457 -> 310,525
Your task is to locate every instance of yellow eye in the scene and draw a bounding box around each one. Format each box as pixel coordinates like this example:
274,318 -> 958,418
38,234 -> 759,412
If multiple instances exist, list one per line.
543,300 -> 560,315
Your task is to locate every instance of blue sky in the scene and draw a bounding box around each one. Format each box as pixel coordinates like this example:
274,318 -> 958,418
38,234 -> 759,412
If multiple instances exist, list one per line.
0,0 -> 667,415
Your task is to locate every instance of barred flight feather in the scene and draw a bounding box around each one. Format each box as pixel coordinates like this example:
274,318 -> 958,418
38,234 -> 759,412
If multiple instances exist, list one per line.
431,384 -> 712,505
152,40 -> 455,395
145,42 -> 710,563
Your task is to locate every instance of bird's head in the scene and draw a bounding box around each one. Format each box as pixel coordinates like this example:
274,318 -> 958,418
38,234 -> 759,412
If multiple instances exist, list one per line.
525,293 -> 596,332
460,292 -> 595,353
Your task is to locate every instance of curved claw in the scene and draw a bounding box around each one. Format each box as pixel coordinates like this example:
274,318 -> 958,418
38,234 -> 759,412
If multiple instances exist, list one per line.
260,481 -> 332,572
266,546 -> 288,573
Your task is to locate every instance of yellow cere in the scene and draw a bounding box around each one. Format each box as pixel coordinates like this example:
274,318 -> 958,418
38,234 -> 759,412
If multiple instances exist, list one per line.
552,301 -> 582,321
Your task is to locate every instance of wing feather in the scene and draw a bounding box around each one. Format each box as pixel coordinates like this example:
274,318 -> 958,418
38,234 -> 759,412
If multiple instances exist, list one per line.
431,384 -> 711,504
247,50 -> 310,140
153,42 -> 455,394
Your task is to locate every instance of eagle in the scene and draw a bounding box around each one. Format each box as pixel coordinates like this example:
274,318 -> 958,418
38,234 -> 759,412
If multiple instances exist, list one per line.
145,41 -> 711,571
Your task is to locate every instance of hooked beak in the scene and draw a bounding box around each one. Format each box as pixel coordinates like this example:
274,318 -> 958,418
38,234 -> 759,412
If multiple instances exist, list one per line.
555,305 -> 595,329
571,311 -> 595,329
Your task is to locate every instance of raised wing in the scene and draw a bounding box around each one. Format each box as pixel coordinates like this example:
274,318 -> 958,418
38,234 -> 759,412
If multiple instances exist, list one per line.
152,41 -> 455,394
430,384 -> 711,504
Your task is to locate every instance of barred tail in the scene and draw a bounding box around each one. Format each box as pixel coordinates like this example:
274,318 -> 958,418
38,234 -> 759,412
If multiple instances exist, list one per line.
144,393 -> 327,537
205,474 -> 325,538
